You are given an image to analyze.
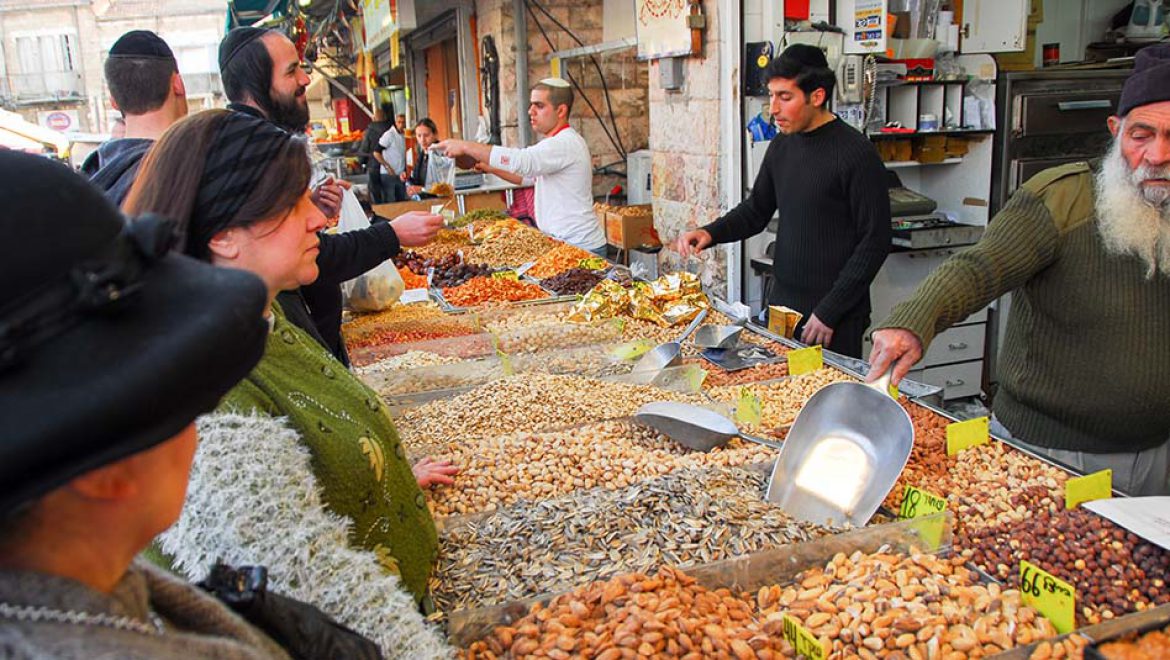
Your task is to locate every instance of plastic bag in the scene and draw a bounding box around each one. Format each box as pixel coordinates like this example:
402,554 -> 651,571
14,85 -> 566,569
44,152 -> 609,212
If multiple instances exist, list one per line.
427,151 -> 456,193
338,188 -> 404,311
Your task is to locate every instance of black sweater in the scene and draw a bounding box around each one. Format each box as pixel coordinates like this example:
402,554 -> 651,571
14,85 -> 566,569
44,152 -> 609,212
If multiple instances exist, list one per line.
704,118 -> 891,326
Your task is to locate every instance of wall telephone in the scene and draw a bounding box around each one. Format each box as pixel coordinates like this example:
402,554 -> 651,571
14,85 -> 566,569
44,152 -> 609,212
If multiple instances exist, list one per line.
836,54 -> 876,105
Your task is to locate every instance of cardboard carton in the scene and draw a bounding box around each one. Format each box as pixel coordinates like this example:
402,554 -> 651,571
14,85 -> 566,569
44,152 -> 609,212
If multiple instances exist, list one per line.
605,204 -> 661,249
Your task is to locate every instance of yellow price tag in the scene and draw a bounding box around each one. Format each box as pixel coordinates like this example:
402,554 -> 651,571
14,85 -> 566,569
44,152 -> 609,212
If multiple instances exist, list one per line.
898,485 -> 946,519
578,257 -> 607,270
888,383 -> 900,399
781,614 -> 826,660
609,340 -> 654,361
898,485 -> 947,550
492,270 -> 520,280
945,416 -> 990,456
496,348 -> 514,377
1020,560 -> 1076,634
681,364 -> 708,391
735,387 -> 762,425
787,346 -> 823,376
1066,469 -> 1112,510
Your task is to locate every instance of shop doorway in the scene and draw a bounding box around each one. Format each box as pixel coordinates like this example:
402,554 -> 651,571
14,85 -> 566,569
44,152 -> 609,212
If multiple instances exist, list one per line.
423,38 -> 462,140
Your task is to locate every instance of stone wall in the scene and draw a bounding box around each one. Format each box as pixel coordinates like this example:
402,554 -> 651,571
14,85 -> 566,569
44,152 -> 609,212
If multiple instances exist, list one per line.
647,0 -> 729,297
473,0 -> 649,196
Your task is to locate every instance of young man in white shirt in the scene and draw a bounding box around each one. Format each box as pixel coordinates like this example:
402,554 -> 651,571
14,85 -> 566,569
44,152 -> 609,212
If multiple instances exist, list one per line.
436,78 -> 606,255
374,112 -> 407,202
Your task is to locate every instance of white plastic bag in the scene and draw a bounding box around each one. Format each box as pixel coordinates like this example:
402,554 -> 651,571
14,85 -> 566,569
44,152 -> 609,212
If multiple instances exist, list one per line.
338,188 -> 404,311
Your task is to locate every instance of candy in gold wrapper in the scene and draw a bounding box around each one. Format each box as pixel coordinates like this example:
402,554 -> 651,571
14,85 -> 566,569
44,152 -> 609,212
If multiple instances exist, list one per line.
630,273 -> 709,327
567,279 -> 628,322
569,271 -> 708,327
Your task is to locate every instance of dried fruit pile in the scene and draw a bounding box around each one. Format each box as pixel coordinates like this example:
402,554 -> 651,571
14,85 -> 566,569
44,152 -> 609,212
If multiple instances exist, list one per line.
442,276 -> 549,307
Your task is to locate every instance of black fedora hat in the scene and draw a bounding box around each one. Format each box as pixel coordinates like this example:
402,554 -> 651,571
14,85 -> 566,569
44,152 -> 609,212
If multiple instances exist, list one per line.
0,151 -> 269,516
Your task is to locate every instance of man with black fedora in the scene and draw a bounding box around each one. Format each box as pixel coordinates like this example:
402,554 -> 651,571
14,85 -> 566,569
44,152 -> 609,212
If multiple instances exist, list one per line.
82,30 -> 188,206
675,43 -> 891,358
870,44 -> 1170,495
0,152 -> 381,658
217,25 -> 443,366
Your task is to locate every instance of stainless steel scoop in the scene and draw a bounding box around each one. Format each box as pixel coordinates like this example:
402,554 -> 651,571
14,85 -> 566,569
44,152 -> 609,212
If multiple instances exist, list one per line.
634,401 -> 783,452
627,309 -> 708,384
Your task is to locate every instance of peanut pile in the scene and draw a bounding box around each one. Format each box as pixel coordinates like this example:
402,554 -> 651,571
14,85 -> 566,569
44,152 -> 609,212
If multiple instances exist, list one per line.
353,350 -> 462,375
709,368 -> 858,436
425,419 -> 776,517
682,358 -> 789,388
883,403 -> 1069,533
464,548 -> 1057,659
396,373 -> 711,454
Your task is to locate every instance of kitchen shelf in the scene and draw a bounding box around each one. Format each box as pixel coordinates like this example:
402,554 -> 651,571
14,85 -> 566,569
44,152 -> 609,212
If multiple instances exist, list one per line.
868,129 -> 995,139
884,158 -> 964,168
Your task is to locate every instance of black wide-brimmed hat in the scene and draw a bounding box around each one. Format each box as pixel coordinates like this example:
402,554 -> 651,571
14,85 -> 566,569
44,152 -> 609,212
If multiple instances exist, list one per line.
0,151 -> 269,516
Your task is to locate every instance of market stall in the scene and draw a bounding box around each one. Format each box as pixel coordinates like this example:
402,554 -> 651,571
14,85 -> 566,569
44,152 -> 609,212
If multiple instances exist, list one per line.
339,211 -> 1169,659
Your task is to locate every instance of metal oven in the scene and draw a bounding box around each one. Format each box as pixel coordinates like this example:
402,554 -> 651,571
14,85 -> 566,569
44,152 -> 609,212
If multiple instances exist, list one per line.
992,69 -> 1132,214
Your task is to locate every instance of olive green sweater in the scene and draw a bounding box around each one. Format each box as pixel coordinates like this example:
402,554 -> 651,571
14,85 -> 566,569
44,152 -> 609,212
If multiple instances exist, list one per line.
219,301 -> 438,602
880,162 -> 1170,453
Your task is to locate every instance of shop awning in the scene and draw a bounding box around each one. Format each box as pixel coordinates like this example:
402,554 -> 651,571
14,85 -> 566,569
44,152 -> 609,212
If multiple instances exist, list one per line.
226,0 -> 289,28
0,110 -> 68,154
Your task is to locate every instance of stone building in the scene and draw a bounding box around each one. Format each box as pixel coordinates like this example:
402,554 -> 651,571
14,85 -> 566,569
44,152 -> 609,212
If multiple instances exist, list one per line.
0,0 -> 226,134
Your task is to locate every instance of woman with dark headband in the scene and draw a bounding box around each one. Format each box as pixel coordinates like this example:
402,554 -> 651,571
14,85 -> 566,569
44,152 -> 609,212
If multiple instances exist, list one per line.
122,109 -> 455,657
0,151 -> 379,658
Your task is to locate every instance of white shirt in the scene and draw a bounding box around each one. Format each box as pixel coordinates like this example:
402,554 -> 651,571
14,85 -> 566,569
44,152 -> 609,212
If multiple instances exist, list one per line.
377,127 -> 406,175
488,126 -> 604,250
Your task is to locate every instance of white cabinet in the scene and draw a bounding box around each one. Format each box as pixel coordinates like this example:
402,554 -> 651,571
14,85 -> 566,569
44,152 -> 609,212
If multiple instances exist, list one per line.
960,0 -> 1029,53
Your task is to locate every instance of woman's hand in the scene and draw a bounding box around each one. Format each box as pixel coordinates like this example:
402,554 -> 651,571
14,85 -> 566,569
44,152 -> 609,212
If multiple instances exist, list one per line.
412,456 -> 459,488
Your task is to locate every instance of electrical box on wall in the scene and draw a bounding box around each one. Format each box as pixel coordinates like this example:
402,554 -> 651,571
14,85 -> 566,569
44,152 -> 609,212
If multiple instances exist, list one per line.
743,42 -> 774,97
660,57 -> 684,91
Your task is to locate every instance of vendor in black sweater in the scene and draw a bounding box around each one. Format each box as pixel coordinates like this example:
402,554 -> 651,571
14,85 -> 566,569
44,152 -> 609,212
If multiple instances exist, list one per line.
677,45 -> 890,358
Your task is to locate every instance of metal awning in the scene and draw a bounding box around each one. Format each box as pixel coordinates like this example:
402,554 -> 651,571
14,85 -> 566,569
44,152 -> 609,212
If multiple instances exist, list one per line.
0,111 -> 68,154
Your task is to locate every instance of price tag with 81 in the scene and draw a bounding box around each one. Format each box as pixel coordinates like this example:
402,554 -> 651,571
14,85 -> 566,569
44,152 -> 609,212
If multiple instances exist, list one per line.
787,346 -> 823,376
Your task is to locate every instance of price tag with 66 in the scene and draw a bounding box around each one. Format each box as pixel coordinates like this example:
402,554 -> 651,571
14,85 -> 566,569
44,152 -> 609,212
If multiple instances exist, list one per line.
1020,560 -> 1075,634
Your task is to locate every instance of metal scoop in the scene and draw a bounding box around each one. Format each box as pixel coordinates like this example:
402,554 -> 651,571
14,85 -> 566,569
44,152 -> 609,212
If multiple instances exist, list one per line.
692,324 -> 743,349
634,401 -> 784,452
764,369 -> 914,527
628,309 -> 708,384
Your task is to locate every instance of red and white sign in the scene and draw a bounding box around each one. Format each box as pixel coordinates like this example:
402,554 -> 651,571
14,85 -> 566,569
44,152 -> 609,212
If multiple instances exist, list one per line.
37,110 -> 79,132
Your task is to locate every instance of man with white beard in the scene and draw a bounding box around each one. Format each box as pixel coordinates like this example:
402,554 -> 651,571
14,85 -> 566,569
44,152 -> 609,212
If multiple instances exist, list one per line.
867,44 -> 1170,496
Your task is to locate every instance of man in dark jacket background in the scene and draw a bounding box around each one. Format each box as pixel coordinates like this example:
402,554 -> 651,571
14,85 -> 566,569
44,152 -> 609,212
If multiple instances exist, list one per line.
82,30 -> 188,206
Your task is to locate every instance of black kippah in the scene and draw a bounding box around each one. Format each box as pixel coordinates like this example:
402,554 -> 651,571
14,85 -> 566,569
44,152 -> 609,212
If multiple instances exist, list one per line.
1119,44 -> 1170,117
781,43 -> 829,69
109,30 -> 174,61
219,27 -> 270,72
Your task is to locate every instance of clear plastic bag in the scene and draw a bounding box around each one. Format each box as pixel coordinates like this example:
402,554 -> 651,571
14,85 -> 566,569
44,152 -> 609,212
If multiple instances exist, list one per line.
338,188 -> 405,311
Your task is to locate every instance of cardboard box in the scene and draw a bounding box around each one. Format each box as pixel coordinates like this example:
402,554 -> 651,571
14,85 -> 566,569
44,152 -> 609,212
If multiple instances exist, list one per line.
605,204 -> 661,249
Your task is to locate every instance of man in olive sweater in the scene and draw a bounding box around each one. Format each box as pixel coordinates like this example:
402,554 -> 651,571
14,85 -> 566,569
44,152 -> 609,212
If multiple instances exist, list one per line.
870,45 -> 1170,495
677,45 -> 890,358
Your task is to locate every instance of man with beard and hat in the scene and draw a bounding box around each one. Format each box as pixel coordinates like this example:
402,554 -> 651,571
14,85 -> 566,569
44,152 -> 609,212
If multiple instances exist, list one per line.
868,45 -> 1170,496
0,152 -> 385,659
82,30 -> 188,206
218,27 -> 443,365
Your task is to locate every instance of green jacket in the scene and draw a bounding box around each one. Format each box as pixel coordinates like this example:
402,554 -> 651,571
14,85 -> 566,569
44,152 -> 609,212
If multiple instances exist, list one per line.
880,162 -> 1170,452
219,301 -> 438,602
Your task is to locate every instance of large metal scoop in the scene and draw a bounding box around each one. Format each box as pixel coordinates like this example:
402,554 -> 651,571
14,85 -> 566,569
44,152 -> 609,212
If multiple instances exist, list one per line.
628,309 -> 708,384
764,370 -> 913,528
634,402 -> 783,451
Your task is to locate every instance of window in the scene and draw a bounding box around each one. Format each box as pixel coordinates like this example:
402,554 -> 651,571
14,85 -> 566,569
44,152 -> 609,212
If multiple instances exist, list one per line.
13,33 -> 80,98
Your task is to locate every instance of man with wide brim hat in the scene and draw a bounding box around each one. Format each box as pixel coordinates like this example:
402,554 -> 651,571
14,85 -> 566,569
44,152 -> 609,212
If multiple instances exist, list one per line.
0,151 -> 361,658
